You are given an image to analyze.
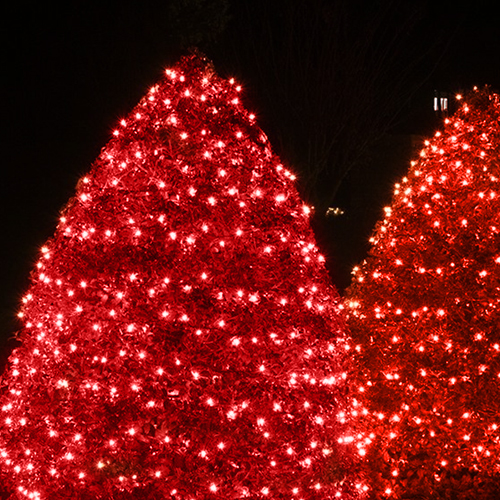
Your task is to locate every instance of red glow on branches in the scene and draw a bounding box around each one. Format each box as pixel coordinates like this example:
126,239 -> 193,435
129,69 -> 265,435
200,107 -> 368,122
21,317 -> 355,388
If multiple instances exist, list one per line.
0,54 -> 360,499
346,89 -> 500,498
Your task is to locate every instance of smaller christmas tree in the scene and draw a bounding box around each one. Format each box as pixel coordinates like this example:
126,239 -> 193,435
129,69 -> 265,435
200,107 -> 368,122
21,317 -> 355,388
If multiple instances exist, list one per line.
346,89 -> 500,499
0,54 -> 361,499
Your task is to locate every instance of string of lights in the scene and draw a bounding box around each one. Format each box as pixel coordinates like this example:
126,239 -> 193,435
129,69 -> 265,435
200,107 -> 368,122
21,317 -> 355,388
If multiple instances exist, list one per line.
0,54 -> 361,500
346,88 -> 500,499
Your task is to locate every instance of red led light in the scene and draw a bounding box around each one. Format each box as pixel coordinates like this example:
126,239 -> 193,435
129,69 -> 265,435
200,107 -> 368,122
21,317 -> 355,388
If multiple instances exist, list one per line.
0,54 -> 361,499
346,89 -> 500,498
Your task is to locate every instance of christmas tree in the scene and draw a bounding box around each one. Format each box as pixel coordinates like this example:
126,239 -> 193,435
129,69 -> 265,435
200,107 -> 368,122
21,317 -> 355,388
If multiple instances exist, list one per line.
345,89 -> 500,499
0,54 -> 360,499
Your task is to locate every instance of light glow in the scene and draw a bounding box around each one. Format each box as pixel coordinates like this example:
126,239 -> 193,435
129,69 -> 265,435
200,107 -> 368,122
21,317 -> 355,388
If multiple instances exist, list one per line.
346,89 -> 500,498
0,54 -> 358,499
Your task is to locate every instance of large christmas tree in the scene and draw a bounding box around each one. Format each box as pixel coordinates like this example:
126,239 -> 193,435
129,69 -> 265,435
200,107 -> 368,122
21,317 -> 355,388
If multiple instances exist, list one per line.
0,54 -> 359,499
346,89 -> 500,499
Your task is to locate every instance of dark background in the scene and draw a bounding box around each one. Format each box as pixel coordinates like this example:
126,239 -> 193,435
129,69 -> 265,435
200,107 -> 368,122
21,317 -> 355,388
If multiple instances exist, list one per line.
1,0 -> 499,369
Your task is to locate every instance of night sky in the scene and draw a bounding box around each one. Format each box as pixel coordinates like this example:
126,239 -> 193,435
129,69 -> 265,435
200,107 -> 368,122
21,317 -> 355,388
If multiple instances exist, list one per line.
1,0 -> 499,364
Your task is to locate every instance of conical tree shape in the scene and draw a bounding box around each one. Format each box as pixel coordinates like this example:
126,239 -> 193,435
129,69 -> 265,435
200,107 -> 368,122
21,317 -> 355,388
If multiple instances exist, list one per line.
0,55 -> 358,499
346,89 -> 500,499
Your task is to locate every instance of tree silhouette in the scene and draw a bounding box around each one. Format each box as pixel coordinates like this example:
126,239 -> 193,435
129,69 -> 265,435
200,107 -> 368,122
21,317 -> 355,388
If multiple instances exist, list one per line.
216,0 -> 454,215
0,54 -> 359,500
346,89 -> 500,499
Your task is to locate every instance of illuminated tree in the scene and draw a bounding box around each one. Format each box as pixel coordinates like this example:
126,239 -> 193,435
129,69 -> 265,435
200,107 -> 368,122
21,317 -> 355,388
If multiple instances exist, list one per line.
345,89 -> 500,499
0,54 -> 359,500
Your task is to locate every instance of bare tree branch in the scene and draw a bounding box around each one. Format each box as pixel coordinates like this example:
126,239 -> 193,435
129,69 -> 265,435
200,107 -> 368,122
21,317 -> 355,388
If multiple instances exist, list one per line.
216,0 -> 457,214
